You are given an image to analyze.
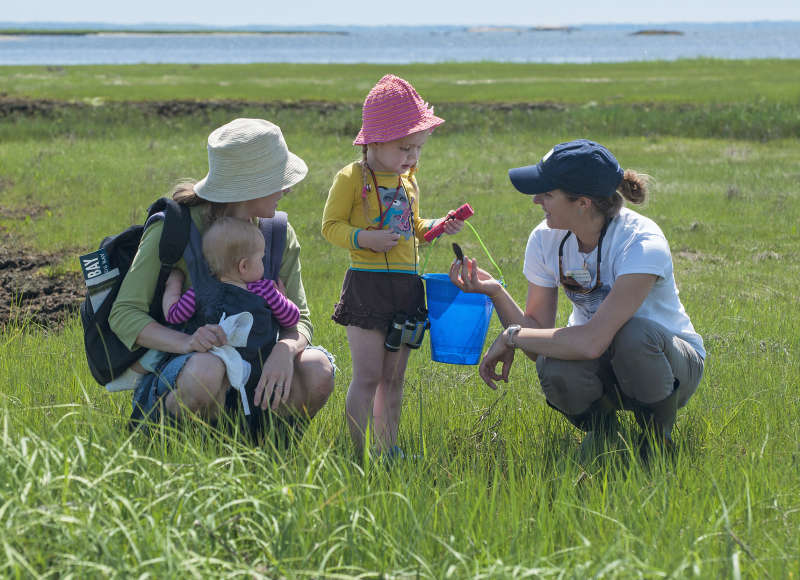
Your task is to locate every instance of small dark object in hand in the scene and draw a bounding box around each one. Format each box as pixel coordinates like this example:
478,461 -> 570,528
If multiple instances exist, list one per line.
452,242 -> 464,261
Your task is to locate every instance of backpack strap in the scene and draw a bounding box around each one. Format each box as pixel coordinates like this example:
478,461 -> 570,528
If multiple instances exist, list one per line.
158,198 -> 192,266
142,198 -> 192,322
259,211 -> 288,282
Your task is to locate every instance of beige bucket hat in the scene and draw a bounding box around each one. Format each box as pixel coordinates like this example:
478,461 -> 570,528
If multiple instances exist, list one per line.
194,118 -> 308,203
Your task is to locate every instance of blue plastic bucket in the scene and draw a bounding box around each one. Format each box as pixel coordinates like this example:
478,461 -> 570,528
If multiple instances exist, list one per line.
423,273 -> 494,365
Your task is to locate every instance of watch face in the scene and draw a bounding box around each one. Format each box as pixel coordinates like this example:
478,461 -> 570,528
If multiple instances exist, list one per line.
507,325 -> 521,347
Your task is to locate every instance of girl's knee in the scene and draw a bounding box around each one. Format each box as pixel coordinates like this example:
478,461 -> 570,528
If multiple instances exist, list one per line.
376,364 -> 407,394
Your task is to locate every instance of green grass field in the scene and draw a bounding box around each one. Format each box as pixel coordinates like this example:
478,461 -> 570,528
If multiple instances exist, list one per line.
1,61 -> 799,578
4,59 -> 800,104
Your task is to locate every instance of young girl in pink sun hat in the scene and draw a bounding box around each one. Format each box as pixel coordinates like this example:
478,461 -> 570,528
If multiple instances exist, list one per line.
322,74 -> 464,459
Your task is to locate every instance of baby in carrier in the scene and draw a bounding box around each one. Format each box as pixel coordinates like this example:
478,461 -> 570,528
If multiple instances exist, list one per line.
163,216 -> 299,328
117,217 -> 298,415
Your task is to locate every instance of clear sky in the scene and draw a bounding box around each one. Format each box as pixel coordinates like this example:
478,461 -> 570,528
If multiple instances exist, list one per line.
4,0 -> 799,27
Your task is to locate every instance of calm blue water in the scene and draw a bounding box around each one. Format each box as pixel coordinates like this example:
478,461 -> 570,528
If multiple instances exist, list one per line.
1,22 -> 799,65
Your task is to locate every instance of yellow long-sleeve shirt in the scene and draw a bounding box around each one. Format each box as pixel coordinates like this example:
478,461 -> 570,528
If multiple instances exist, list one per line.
321,162 -> 436,273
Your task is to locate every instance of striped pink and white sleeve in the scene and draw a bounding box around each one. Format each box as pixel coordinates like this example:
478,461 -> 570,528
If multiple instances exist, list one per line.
247,279 -> 300,328
166,288 -> 197,324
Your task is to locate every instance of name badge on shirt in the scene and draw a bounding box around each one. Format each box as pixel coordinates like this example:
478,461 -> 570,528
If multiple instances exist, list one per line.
564,268 -> 592,284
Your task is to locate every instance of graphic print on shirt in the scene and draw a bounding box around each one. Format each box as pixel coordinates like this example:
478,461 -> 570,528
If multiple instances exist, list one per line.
372,185 -> 412,239
565,284 -> 611,321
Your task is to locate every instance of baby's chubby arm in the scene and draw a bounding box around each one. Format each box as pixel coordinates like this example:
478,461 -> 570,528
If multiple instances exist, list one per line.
248,278 -> 300,327
162,269 -> 186,319
162,269 -> 199,325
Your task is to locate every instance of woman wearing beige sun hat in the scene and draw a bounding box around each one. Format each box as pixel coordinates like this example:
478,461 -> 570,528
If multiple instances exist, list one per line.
109,118 -> 335,442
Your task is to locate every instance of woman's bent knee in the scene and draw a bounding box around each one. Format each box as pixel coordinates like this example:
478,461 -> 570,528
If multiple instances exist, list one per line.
611,318 -> 688,405
612,317 -> 663,357
293,348 -> 335,414
536,356 -> 606,416
174,353 -> 228,411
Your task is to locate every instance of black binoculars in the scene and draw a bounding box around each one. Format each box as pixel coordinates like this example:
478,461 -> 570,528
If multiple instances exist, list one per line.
385,307 -> 429,352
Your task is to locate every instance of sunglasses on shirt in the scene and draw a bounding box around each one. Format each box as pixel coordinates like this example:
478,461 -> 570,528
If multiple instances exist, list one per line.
558,219 -> 611,295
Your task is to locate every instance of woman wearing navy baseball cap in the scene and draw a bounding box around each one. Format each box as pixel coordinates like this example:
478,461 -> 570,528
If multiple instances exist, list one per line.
449,139 -> 705,461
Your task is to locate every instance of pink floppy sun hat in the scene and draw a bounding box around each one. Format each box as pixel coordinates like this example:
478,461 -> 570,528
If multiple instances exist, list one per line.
353,74 -> 445,145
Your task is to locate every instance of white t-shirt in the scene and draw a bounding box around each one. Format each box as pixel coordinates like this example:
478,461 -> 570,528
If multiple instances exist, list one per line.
523,207 -> 705,359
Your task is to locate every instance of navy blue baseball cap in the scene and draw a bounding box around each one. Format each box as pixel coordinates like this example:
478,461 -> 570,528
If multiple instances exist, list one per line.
508,139 -> 625,198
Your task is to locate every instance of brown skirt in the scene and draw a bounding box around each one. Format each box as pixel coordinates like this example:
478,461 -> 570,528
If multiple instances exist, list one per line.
332,269 -> 425,331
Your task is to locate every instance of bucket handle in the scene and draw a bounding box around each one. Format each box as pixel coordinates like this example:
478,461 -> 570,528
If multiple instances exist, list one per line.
420,220 -> 505,285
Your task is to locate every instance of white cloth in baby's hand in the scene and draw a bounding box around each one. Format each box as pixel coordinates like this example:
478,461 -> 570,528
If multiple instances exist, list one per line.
217,311 -> 253,347
209,312 -> 254,415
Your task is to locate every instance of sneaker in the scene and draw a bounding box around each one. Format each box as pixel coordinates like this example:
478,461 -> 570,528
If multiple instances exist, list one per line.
376,445 -> 418,468
383,445 -> 405,460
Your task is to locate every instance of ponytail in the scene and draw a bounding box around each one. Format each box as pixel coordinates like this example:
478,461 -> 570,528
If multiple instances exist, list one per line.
618,169 -> 649,204
566,169 -> 650,220
170,180 -> 204,205
407,163 -> 419,194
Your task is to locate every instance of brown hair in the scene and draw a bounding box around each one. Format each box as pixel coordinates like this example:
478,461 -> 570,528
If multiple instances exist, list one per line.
170,180 -> 232,227
201,217 -> 264,279
564,169 -> 650,219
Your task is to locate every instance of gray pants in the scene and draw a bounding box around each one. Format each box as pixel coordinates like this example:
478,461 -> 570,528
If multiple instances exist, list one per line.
536,317 -> 704,417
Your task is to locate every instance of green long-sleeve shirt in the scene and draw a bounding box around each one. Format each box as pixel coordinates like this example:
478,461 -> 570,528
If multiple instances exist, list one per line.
109,204 -> 313,351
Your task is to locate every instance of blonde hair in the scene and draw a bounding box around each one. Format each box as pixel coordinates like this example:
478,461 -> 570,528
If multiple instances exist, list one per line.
360,145 -> 370,222
565,169 -> 650,219
202,217 -> 264,279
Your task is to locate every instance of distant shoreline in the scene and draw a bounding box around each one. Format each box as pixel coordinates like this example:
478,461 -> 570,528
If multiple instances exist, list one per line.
2,22 -> 798,65
0,29 -> 349,36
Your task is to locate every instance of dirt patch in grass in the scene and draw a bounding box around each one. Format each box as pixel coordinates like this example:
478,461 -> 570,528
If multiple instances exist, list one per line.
0,241 -> 84,329
0,96 -> 354,118
0,96 -> 565,119
0,203 -> 50,220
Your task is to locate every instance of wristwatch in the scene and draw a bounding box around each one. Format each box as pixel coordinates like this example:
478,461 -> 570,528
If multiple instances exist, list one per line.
505,324 -> 522,349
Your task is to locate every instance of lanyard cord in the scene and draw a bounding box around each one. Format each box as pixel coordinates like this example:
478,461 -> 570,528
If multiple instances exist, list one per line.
558,217 -> 611,283
419,220 -> 505,285
364,162 -> 418,275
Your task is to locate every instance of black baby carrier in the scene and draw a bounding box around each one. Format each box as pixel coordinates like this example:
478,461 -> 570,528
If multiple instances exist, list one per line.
180,211 -> 288,371
174,211 -> 290,436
